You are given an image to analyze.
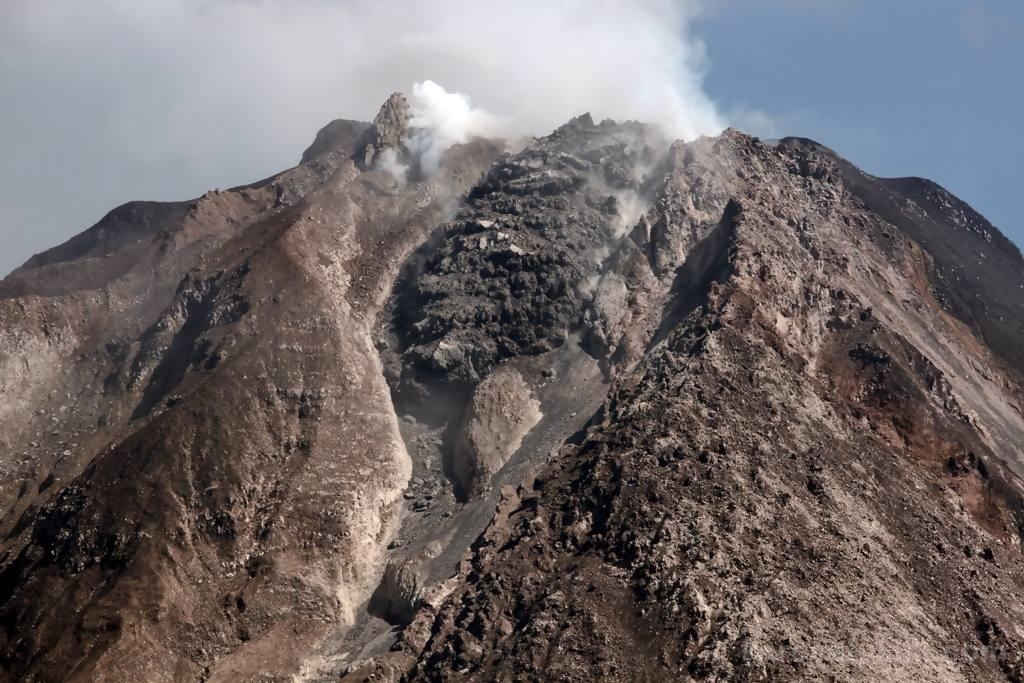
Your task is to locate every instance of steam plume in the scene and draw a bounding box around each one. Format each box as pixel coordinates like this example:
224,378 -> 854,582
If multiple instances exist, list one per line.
407,81 -> 504,175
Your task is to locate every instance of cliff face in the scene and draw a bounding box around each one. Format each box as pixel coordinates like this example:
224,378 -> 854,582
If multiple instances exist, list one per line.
1,96 -> 1023,682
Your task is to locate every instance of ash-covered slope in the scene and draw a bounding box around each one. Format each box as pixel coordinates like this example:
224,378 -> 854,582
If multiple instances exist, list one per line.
1,95 -> 1023,682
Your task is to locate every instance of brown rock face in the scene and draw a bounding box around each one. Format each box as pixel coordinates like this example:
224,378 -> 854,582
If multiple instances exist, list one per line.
2,102 -> 1024,683
453,367 -> 542,498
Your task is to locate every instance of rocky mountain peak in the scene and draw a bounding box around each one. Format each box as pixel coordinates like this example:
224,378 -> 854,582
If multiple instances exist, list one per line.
300,118 -> 370,164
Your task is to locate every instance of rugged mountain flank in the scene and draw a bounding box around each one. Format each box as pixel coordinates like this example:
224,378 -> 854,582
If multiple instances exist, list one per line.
0,95 -> 500,681
1,95 -> 1023,682
375,134 -> 1024,681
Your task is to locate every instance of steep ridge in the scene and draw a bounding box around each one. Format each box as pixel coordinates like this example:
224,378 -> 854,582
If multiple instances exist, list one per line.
829,144 -> 1024,377
1,97 -> 1023,682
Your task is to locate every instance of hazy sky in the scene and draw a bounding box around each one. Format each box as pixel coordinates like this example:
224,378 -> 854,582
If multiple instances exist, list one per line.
0,0 -> 1020,277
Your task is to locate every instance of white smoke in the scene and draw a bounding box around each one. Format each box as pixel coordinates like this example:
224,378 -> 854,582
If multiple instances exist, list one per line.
0,0 -> 729,274
376,148 -> 410,184
377,0 -> 725,142
407,80 -> 504,175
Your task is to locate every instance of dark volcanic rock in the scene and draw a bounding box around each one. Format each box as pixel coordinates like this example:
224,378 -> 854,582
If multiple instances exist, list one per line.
389,115 -> 665,415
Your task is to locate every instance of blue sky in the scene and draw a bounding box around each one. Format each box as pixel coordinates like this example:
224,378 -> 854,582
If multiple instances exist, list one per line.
695,0 -> 1023,246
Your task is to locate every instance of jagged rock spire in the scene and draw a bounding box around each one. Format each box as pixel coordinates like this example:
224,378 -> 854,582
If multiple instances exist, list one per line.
356,91 -> 410,170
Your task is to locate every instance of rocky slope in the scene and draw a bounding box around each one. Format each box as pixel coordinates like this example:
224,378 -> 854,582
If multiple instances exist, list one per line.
1,94 -> 1023,682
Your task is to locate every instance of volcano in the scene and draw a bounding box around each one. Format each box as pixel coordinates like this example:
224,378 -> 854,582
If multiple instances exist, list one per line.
2,93 -> 1024,682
